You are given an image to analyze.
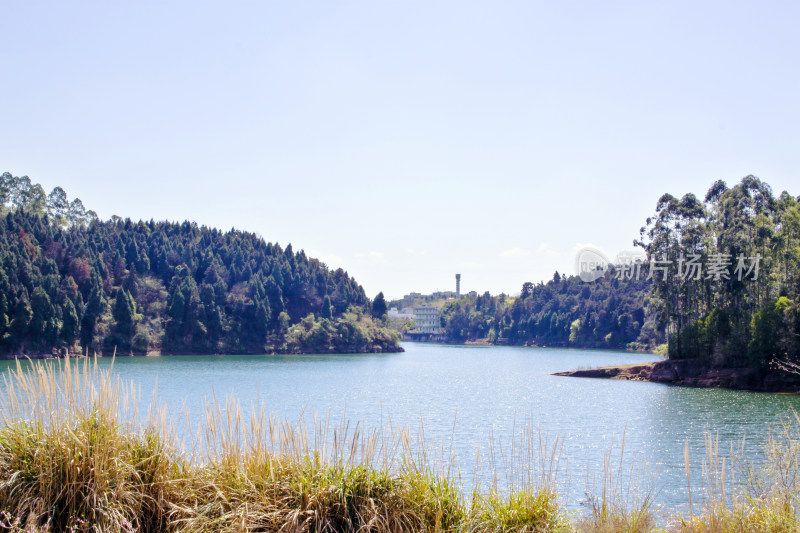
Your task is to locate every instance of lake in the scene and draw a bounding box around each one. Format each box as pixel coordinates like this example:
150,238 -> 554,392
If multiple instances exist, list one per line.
1,341 -> 797,514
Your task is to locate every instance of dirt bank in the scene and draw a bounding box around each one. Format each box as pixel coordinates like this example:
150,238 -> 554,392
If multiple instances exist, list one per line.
554,359 -> 800,393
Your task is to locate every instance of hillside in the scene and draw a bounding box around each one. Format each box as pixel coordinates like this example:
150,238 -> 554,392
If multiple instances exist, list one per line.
440,175 -> 800,383
636,175 -> 800,372
0,172 -> 401,356
440,274 -> 663,351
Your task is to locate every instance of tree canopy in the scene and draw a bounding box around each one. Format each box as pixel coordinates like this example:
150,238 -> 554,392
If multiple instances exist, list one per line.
637,175 -> 800,369
0,172 -> 400,355
440,175 -> 800,376
440,275 -> 659,350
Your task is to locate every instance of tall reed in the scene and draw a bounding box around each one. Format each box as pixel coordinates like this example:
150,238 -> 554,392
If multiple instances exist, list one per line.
0,357 -> 799,532
576,432 -> 658,533
672,420 -> 800,532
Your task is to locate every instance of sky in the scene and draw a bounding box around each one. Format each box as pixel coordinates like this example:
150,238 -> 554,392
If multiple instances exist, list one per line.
1,1 -> 798,300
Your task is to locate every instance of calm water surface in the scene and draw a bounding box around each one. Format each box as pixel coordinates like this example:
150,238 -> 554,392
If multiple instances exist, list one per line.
2,342 -> 797,512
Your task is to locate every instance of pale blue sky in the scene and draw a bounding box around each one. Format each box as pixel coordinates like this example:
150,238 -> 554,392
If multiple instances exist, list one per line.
2,1 -> 798,299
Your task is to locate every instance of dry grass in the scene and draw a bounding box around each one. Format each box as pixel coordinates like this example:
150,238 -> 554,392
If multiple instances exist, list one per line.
467,424 -> 571,532
576,433 -> 658,533
669,421 -> 800,533
0,357 -> 798,532
0,358 -> 555,532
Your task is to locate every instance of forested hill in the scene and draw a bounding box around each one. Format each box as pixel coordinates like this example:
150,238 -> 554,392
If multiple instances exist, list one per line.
0,172 -> 401,356
442,175 -> 800,384
637,176 -> 800,371
441,273 -> 663,351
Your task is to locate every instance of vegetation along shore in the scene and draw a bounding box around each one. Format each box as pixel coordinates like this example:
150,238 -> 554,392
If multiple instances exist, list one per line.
1,357 -> 799,532
0,173 -> 401,358
417,176 -> 800,392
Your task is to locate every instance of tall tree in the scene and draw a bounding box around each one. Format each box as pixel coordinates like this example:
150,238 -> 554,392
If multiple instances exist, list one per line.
372,292 -> 388,320
112,287 -> 137,350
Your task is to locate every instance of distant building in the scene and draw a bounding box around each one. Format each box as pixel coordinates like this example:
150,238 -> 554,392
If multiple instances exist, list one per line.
399,292 -> 426,308
388,306 -> 415,320
413,303 -> 442,334
398,276 -> 470,310
431,290 -> 457,299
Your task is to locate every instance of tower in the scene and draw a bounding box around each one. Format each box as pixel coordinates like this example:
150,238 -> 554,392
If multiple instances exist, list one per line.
455,273 -> 461,298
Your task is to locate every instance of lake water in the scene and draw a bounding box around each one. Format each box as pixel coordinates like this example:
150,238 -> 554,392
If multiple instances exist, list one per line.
1,341 -> 798,514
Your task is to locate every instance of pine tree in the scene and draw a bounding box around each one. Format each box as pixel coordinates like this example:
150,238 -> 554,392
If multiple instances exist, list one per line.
372,292 -> 387,320
321,295 -> 333,319
112,287 -> 137,350
61,298 -> 80,348
81,271 -> 106,350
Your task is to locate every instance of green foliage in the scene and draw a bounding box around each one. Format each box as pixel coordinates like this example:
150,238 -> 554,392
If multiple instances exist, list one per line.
5,358 -> 800,532
372,291 -> 388,320
469,489 -> 570,532
638,176 -> 800,371
111,287 -> 138,351
1,172 -> 97,226
285,308 -> 401,353
441,277 -> 660,350
439,175 -> 799,370
749,297 -> 796,369
60,298 -> 79,347
0,173 -> 400,355
320,294 -> 333,319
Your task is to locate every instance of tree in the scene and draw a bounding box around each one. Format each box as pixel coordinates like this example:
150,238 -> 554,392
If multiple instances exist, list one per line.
521,282 -> 534,300
633,175 -> 800,371
10,294 -> 33,342
68,198 -> 86,226
265,276 -> 285,319
321,295 -> 333,319
749,297 -> 793,370
31,287 -> 54,342
47,187 -> 70,225
254,300 -> 271,345
0,172 -> 12,208
112,287 -> 137,350
61,298 -> 80,348
81,271 -> 106,350
25,184 -> 48,216
8,175 -> 32,209
372,292 -> 388,320
0,174 -> 401,356
165,264 -> 204,350
277,312 -> 291,333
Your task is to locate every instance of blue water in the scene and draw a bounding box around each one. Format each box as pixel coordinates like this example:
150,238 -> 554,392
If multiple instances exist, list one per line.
2,342 -> 797,513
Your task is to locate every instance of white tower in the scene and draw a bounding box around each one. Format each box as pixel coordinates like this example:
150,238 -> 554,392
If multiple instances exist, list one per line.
455,273 -> 461,298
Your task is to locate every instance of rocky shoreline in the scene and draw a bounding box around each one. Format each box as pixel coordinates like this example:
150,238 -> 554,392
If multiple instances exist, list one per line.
554,359 -> 800,393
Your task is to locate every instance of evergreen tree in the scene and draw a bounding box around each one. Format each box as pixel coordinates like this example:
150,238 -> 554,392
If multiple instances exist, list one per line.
0,172 -> 401,356
372,292 -> 387,320
321,295 -> 333,319
61,298 -> 80,348
30,287 -> 54,342
112,287 -> 137,350
81,271 -> 106,350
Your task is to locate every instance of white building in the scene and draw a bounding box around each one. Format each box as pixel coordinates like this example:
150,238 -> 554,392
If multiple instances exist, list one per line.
388,306 -> 415,320
414,303 -> 442,333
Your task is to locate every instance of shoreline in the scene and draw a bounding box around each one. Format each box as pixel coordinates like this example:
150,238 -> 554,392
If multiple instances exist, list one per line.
405,337 -> 663,355
554,359 -> 800,393
0,345 -> 405,360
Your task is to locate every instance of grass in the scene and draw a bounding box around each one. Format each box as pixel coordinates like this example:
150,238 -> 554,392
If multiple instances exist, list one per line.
577,434 -> 657,533
0,357 -> 798,532
669,423 -> 800,532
